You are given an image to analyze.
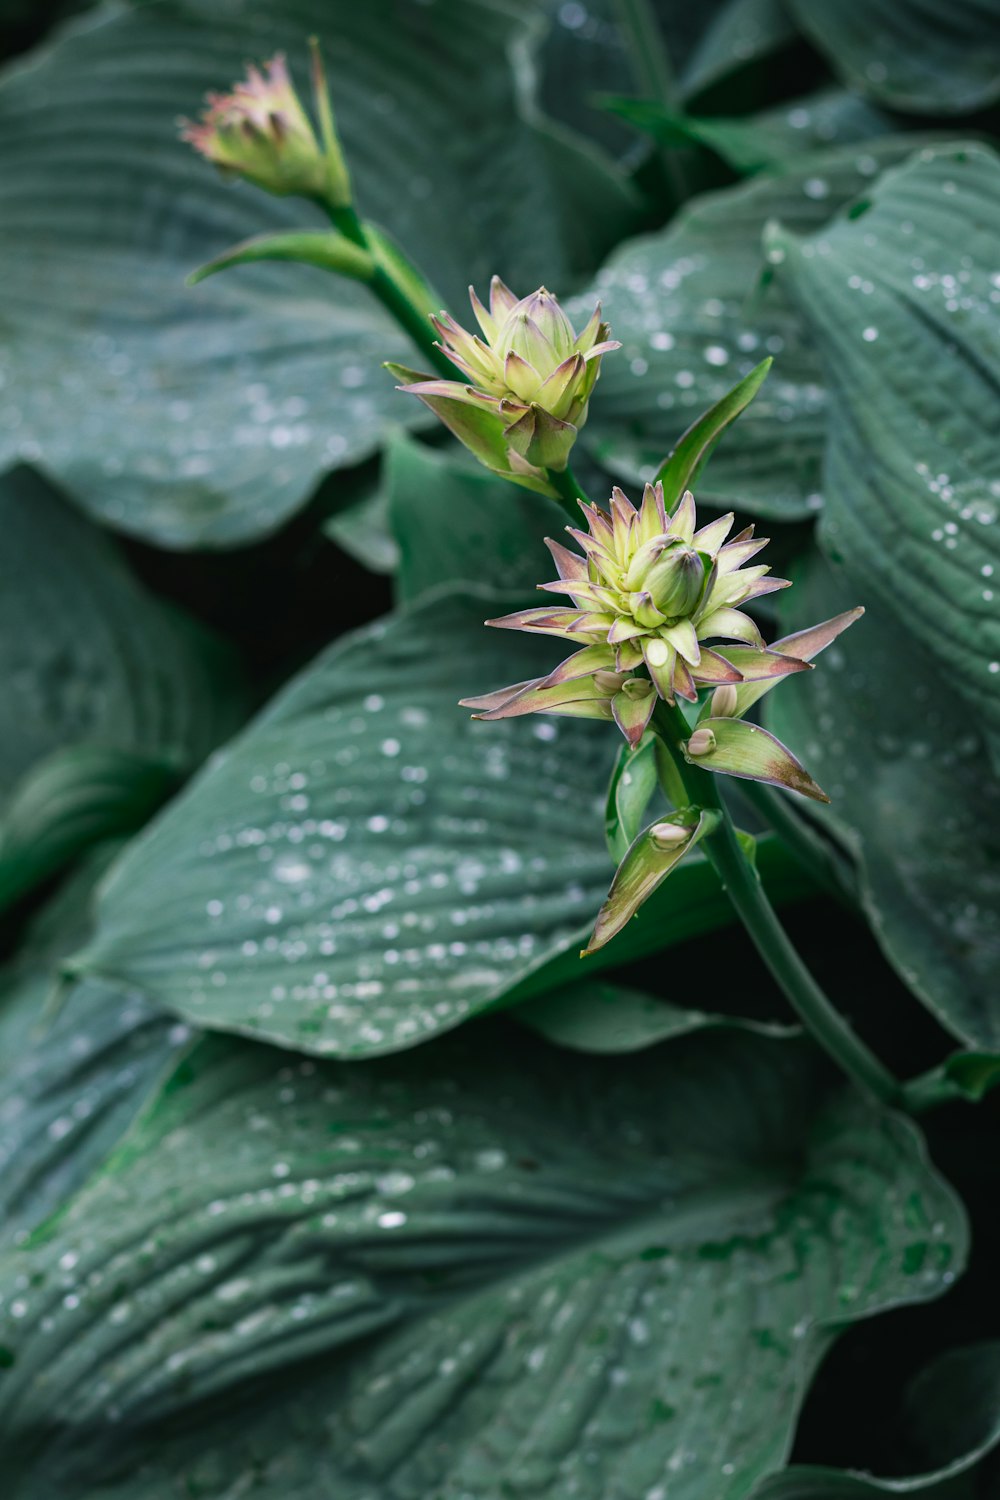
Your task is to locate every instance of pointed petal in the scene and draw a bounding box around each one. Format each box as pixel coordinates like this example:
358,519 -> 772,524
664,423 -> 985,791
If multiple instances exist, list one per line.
714,646 -> 811,683
544,536 -> 588,582
608,615 -> 647,645
537,353 -> 586,419
683,717 -> 829,802
636,480 -> 667,546
468,284 -> 497,341
504,403 -> 576,470
672,659 -> 699,702
615,638 -> 645,671
504,349 -> 544,403
690,647 -> 744,685
393,378 -> 512,470
583,810 -> 714,953
696,607 -> 764,646
661,618 -> 701,666
668,489 -> 696,544
471,673 -> 620,721
485,606 -> 583,638
572,304 -> 603,353
718,534 -> 769,572
580,338 -> 621,362
611,680 -> 657,748
731,608 -> 864,717
642,635 -> 677,700
542,643 -> 618,686
692,512 -> 734,554
489,274 -> 518,321
459,678 -> 537,712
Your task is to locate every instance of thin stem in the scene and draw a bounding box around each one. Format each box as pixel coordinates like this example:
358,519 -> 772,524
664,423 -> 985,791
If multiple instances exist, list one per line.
652,701 -> 902,1108
614,0 -> 689,204
328,203 -> 455,378
547,463 -> 588,525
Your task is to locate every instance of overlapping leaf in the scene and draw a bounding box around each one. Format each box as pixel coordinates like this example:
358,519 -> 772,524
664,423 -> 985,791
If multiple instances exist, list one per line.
0,0 -> 635,547
786,0 -> 1000,114
0,851 -> 190,1248
68,589 -> 618,1055
573,136 -> 944,518
767,554 -> 1000,1049
770,144 -> 1000,766
0,1026 -> 966,1497
0,466 -> 242,907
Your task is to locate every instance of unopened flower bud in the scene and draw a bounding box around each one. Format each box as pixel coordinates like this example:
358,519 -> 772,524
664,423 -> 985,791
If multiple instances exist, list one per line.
644,547 -> 705,619
650,821 -> 691,850
620,678 -> 654,701
181,45 -> 351,208
687,727 -> 717,758
710,684 -> 740,718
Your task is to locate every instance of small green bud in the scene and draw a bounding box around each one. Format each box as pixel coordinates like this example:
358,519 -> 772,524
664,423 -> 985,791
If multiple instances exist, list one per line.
710,684 -> 740,718
687,727 -> 717,758
643,546 -> 705,618
650,821 -> 690,850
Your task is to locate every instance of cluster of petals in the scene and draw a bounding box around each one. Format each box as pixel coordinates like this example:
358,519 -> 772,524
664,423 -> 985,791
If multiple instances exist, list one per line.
462,480 -> 810,748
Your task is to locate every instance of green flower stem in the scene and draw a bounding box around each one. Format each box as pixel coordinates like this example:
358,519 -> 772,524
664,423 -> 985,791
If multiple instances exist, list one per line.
547,463 -> 590,525
328,202 -> 456,380
652,700 -> 902,1109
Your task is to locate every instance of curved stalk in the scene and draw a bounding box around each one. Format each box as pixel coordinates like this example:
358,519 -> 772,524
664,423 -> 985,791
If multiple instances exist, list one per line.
547,463 -> 589,525
652,701 -> 902,1108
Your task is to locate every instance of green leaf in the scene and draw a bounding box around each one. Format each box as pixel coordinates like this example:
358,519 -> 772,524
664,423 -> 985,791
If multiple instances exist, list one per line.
385,432 -> 564,606
655,356 -> 771,505
0,850 -> 190,1248
767,552 -> 1000,1050
0,1026 -> 967,1497
0,466 -> 243,909
187,229 -> 375,286
0,0 -> 637,548
67,588 -> 619,1057
752,1342 -> 1000,1496
682,0 -> 798,100
514,977 -> 796,1053
785,0 -> 1000,114
768,144 -> 1000,768
607,88 -> 895,176
575,136 -> 947,520
0,748 -> 180,912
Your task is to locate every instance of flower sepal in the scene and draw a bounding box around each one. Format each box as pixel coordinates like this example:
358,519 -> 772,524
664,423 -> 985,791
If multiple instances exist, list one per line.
583,807 -> 719,954
684,716 -> 830,803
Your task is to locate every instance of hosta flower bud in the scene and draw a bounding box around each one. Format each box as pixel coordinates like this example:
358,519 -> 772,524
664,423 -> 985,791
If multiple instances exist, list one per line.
650,822 -> 691,849
643,546 -> 705,619
687,728 -> 717,758
391,278 -> 620,490
710,684 -> 740,718
181,45 -> 351,208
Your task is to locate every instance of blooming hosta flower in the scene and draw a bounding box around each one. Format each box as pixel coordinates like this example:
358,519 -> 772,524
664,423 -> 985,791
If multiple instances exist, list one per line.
389,278 -> 619,491
181,49 -> 351,207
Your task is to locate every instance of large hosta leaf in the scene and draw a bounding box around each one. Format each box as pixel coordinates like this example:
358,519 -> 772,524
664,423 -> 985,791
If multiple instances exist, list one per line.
785,0 -> 1000,115
0,1026 -> 966,1497
0,850 -> 190,1248
767,553 -> 1000,1050
0,0 -> 635,548
0,466 -> 242,906
68,588 -> 618,1056
770,144 -> 1000,766
574,136 -> 942,519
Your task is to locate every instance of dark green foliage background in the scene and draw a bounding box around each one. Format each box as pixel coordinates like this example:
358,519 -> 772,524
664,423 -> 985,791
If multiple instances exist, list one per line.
0,1 -> 999,1496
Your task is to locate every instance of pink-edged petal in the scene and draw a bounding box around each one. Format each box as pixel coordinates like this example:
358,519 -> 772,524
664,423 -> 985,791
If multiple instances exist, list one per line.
615,638 -> 646,671
580,338 -> 622,362
672,659 -> 699,702
578,500 -> 617,551
636,480 -> 667,545
611,680 -> 657,748
690,648 -> 744,685
541,643 -> 618,685
459,678 -> 537,712
684,717 -> 829,801
717,533 -> 769,573
504,404 -> 577,470
582,810 -> 713,954
489,274 -> 519,321
504,349 -> 544,402
642,636 -> 677,700
697,607 -> 764,646
737,575 -> 792,603
470,673 -> 621,721
692,512 -> 734,553
608,615 -> 647,645
714,646 -> 811,683
573,303 -> 604,353
468,283 -> 497,341
485,606 -> 583,637
661,618 -> 701,666
537,353 -> 585,418
544,536 -> 589,582
537,579 -> 618,611
731,607 -> 863,717
668,488 -> 696,543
